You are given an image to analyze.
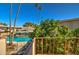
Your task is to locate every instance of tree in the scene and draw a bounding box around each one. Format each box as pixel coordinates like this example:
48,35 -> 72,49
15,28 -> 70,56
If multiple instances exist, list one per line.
9,3 -> 21,45
13,3 -> 21,34
9,3 -> 12,45
0,22 -> 7,26
71,28 -> 79,54
35,3 -> 42,11
23,22 -> 36,28
31,19 -> 60,54
35,3 -> 42,24
30,19 -> 74,54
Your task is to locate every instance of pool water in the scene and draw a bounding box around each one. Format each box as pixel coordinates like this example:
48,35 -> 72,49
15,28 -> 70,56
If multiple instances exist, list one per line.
7,36 -> 32,42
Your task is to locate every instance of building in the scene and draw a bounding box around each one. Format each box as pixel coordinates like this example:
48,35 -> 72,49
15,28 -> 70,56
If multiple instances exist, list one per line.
16,27 -> 34,32
60,18 -> 79,29
15,27 -> 35,37
0,26 -> 35,37
0,23 -> 7,32
0,23 -> 5,27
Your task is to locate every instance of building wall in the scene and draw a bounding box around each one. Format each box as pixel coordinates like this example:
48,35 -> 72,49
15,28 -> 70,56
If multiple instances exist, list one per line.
0,32 -> 8,55
0,24 -> 4,27
60,20 -> 79,29
0,39 -> 6,55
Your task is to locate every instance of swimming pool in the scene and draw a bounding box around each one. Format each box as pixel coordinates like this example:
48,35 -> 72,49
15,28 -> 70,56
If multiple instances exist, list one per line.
7,36 -> 32,42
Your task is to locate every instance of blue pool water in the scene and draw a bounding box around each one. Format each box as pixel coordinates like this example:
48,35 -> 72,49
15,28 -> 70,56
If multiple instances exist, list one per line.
7,36 -> 32,42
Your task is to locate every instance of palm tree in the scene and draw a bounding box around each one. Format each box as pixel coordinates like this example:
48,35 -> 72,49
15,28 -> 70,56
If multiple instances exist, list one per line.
13,3 -> 21,34
9,3 -> 12,45
35,3 -> 42,10
10,3 -> 21,45
35,3 -> 42,24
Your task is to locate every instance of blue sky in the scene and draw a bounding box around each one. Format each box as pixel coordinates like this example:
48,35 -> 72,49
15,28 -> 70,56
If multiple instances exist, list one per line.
0,3 -> 79,26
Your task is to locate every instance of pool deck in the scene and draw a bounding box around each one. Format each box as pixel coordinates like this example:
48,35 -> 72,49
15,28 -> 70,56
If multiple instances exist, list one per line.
17,42 -> 27,50
6,42 -> 27,55
13,42 -> 32,55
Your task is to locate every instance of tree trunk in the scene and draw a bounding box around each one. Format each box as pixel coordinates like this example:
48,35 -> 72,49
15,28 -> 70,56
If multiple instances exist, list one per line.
9,3 -> 12,45
12,3 -> 21,45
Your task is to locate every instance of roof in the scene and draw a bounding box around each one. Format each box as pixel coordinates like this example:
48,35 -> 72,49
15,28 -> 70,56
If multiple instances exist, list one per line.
60,18 -> 79,23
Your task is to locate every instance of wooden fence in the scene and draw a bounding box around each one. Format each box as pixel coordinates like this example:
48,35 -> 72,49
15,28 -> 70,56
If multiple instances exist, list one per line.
32,37 -> 79,55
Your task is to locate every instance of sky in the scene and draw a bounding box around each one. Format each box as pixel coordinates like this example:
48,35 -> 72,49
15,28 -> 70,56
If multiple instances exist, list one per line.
0,3 -> 79,26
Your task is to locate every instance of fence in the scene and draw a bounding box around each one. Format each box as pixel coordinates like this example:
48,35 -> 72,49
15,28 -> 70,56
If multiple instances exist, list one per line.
32,37 -> 79,55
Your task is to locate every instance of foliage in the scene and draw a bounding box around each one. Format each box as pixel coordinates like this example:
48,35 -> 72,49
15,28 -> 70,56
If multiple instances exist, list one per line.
35,3 -> 42,11
31,19 -> 72,38
23,22 -> 36,28
71,28 -> 79,37
0,22 -> 7,26
30,19 -> 79,54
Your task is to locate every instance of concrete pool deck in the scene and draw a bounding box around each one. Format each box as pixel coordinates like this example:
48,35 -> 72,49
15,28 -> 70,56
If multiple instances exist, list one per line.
6,42 -> 27,55
16,42 -> 27,50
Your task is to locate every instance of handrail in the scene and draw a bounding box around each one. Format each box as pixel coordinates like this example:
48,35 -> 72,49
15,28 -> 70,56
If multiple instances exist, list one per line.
35,37 -> 79,39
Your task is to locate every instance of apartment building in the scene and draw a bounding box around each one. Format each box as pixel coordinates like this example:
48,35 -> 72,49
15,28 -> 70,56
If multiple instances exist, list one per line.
60,18 -> 79,29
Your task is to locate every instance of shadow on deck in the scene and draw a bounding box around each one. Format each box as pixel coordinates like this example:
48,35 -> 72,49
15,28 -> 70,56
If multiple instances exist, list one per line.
11,42 -> 32,55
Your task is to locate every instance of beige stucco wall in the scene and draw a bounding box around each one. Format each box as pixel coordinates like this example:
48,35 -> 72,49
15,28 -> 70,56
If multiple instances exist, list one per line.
0,39 -> 6,55
0,33 -> 9,37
